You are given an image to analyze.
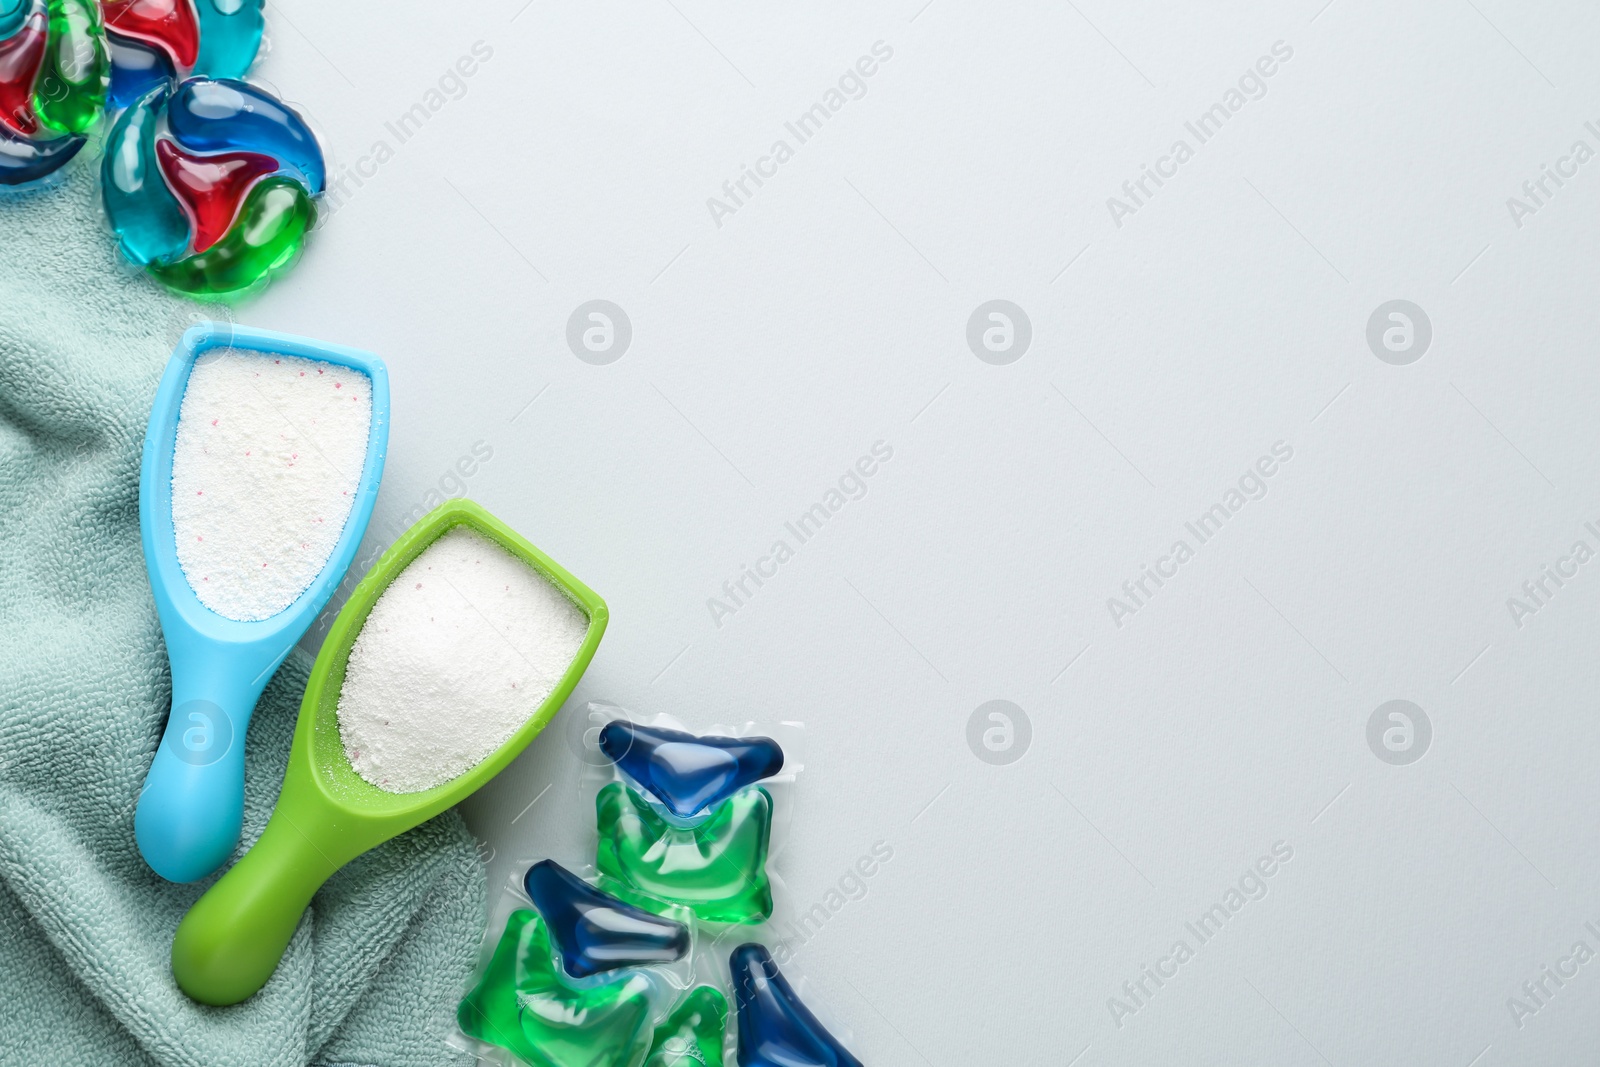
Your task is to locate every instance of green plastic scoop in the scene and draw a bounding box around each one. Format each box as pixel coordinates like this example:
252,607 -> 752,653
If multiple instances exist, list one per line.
171,499 -> 608,1005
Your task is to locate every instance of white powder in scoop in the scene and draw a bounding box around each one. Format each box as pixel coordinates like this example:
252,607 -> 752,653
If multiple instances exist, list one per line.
170,349 -> 372,622
336,526 -> 590,793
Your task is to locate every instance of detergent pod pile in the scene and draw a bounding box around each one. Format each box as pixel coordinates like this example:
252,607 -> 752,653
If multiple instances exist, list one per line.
1,0 -> 327,299
0,0 -> 108,186
455,706 -> 865,1067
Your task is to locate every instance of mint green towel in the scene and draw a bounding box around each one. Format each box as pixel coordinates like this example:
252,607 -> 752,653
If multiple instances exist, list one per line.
0,166 -> 486,1066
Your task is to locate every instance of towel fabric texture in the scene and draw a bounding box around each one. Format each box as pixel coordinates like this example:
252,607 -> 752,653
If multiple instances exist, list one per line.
0,164 -> 485,1066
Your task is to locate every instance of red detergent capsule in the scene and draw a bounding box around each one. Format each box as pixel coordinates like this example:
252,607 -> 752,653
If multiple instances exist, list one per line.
155,137 -> 277,253
0,4 -> 46,137
102,0 -> 199,70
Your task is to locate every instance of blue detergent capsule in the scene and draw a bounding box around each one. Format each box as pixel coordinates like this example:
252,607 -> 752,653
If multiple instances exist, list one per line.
0,0 -> 30,39
193,0 -> 264,80
100,84 -> 188,265
107,37 -> 174,112
731,944 -> 862,1067
166,77 -> 323,193
0,127 -> 83,187
599,721 -> 783,821
523,859 -> 690,980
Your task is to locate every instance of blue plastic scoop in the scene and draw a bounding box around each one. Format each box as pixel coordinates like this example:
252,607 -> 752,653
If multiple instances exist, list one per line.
134,323 -> 389,883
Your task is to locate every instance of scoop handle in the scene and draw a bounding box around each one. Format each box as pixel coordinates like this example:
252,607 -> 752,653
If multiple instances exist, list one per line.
171,804 -> 343,1005
135,672 -> 260,883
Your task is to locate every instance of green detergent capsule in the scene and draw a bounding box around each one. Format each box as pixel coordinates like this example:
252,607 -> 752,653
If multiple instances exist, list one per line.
458,909 -> 657,1067
596,783 -> 774,925
33,0 -> 106,134
145,176 -> 315,298
645,985 -> 728,1067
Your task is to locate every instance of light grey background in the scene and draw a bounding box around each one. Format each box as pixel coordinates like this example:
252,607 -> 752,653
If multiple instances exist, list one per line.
230,0 -> 1600,1062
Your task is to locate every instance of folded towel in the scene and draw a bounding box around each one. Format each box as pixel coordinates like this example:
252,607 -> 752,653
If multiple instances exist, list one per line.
0,163 -> 485,1067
